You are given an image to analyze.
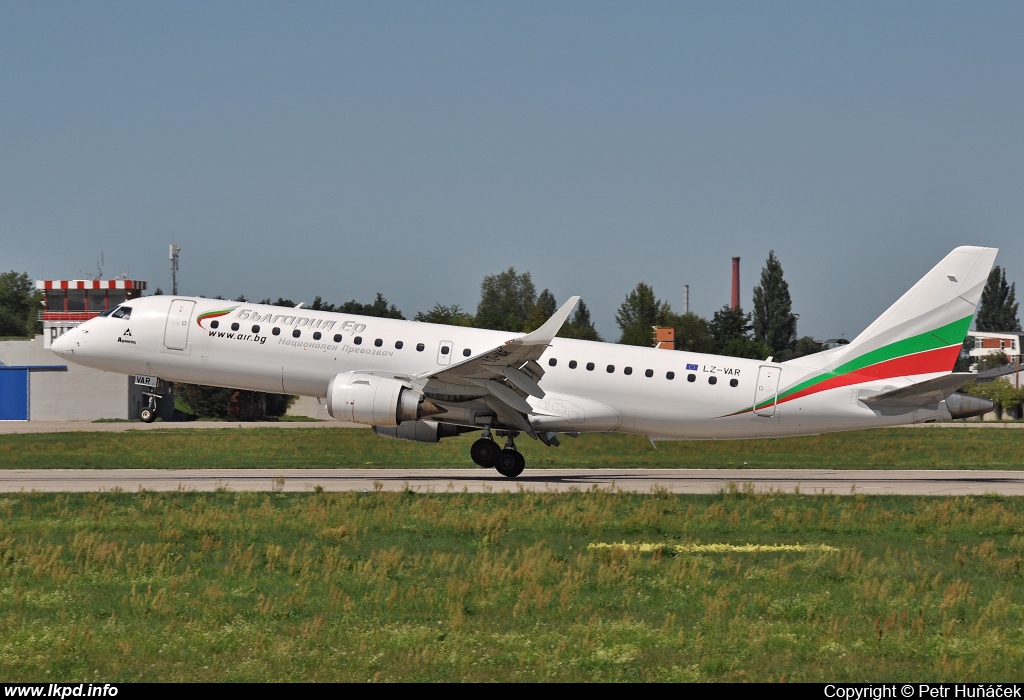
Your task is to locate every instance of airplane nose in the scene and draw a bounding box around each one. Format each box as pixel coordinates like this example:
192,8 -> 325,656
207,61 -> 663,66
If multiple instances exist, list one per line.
50,331 -> 75,358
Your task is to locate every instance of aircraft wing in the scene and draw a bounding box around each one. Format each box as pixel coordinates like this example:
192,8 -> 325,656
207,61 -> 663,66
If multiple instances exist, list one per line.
859,373 -> 974,408
418,296 -> 580,435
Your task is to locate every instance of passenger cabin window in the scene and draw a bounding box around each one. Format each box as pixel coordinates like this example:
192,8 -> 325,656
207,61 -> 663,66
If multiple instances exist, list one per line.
231,322 -> 239,331
416,343 -> 425,352
463,348 -> 471,357
687,373 -> 695,382
354,336 -> 362,345
292,329 -> 301,338
645,369 -> 653,378
395,341 -> 403,349
334,334 -> 342,343
730,378 -> 738,387
252,325 -> 260,334
586,362 -> 595,371
374,338 -> 383,347
624,367 -> 632,375
211,320 -> 219,329
548,358 -> 557,367
666,371 -> 675,380
313,332 -> 321,340
606,365 -> 615,373
441,346 -> 450,355
272,327 -> 281,336
708,376 -> 717,385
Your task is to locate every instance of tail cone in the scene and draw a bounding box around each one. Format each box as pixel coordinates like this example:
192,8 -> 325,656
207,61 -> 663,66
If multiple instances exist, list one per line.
945,393 -> 994,420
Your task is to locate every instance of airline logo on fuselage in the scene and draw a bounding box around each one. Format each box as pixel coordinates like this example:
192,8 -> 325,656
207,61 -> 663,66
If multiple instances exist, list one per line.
235,308 -> 367,333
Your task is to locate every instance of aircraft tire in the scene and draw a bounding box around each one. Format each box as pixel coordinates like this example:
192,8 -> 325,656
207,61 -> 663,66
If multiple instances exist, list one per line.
139,407 -> 156,423
495,449 -> 525,478
470,438 -> 500,468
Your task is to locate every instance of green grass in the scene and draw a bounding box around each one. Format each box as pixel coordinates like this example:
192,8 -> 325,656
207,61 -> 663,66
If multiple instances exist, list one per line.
1,490 -> 1023,681
1,427 -> 1023,470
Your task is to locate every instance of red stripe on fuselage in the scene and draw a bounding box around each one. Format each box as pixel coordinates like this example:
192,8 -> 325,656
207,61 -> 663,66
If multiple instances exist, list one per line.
778,345 -> 961,406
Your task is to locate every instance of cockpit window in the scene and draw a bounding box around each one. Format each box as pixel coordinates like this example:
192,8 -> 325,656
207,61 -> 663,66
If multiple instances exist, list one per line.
99,307 -> 117,317
111,306 -> 132,320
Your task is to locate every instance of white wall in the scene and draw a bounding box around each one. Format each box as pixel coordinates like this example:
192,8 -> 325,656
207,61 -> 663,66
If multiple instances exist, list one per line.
0,337 -> 127,421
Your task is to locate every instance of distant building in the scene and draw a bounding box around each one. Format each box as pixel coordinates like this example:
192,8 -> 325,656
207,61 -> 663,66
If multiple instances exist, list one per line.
967,331 -> 1022,372
0,278 -> 171,422
37,278 -> 147,349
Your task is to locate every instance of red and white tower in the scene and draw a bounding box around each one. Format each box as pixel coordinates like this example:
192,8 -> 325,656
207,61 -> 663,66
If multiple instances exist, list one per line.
36,278 -> 147,348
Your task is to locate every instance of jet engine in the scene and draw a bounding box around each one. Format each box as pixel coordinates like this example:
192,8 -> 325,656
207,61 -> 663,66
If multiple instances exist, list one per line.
373,420 -> 467,442
327,372 -> 441,426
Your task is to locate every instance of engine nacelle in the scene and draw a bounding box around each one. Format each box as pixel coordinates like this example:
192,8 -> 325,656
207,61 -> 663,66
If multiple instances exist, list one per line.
373,420 -> 466,442
327,372 -> 424,426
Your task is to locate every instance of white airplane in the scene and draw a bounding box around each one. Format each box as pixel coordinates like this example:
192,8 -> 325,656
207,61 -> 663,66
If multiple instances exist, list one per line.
52,246 -> 997,477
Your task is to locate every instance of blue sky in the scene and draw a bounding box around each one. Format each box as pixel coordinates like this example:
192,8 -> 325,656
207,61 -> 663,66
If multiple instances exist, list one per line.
3,1 -> 1022,340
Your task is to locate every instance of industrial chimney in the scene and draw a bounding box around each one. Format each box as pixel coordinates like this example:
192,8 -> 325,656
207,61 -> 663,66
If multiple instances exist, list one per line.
731,257 -> 740,310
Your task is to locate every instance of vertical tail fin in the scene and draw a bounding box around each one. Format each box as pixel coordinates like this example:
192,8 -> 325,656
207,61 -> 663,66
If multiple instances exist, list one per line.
825,246 -> 998,376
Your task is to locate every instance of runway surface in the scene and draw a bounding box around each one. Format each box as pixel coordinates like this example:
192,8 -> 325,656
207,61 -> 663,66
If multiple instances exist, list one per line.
3,468 -> 1024,495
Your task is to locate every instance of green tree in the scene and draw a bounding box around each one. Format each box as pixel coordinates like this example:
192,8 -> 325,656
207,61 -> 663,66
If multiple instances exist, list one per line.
616,282 -> 671,346
976,351 -> 1010,371
966,378 -> 1024,419
524,289 -> 558,332
175,385 -> 294,420
752,251 -> 797,357
0,271 -> 41,337
338,293 -> 404,319
475,268 -> 537,332
664,311 -> 715,353
559,299 -> 603,341
309,296 -> 336,312
709,305 -> 771,359
414,303 -> 475,326
976,266 -> 1020,332
709,305 -> 750,348
789,336 -> 823,360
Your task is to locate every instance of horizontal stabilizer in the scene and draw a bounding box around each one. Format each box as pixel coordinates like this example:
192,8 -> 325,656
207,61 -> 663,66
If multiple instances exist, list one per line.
860,373 -> 974,408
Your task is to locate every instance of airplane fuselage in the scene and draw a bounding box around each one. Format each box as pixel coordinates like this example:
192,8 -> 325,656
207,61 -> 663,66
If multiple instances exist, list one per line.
52,295 -> 954,440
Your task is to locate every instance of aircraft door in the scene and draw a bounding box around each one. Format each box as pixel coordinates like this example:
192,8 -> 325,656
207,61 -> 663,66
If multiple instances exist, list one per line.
753,365 -> 781,417
164,299 -> 196,350
436,340 -> 453,365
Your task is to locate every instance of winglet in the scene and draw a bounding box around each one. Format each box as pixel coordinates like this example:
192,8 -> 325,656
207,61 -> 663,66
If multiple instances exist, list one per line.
514,296 -> 580,346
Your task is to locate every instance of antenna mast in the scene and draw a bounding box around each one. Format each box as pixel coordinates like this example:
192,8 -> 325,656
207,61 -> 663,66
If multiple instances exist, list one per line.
170,243 -> 181,295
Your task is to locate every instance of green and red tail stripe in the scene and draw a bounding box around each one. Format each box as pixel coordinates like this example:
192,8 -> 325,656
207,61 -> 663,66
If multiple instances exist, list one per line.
196,307 -> 238,328
727,315 -> 972,416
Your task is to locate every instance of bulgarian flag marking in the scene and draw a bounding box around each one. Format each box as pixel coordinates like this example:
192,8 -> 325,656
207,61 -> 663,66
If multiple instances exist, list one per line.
724,314 -> 972,417
196,307 -> 238,328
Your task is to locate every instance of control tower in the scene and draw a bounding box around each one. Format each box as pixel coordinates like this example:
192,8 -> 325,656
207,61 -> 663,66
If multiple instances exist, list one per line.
36,279 -> 147,348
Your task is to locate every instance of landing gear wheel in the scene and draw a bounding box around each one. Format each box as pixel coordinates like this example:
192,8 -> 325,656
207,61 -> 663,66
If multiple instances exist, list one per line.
495,449 -> 525,478
139,407 -> 156,423
470,438 -> 500,468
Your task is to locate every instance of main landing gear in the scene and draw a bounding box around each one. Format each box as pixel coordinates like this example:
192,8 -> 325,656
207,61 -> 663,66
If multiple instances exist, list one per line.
470,430 -> 525,478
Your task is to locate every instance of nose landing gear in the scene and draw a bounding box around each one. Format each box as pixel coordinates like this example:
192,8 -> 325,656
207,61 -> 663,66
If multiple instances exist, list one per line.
138,391 -> 160,423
